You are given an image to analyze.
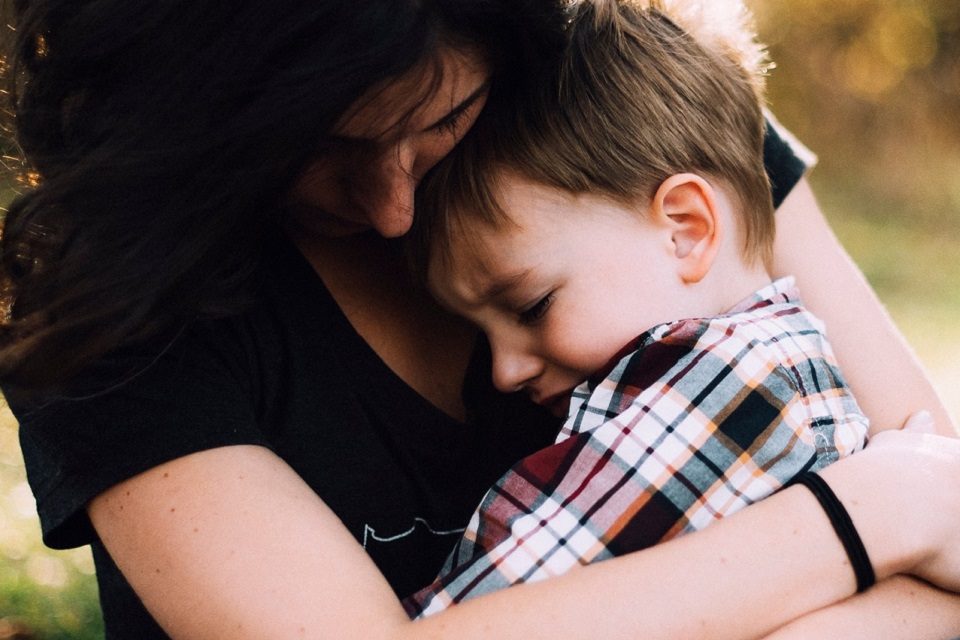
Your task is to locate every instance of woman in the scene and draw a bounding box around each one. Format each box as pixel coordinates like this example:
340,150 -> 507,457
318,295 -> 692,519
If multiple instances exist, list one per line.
1,1 -> 958,637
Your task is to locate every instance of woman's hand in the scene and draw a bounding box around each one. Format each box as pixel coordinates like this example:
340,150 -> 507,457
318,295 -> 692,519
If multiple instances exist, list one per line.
820,415 -> 960,593
874,418 -> 960,590
761,416 -> 960,640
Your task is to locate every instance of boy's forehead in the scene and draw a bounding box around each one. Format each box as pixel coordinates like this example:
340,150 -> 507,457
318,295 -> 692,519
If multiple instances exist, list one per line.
428,223 -> 527,307
428,229 -> 496,299
497,175 -> 575,215
426,177 -> 592,309
427,180 -> 577,301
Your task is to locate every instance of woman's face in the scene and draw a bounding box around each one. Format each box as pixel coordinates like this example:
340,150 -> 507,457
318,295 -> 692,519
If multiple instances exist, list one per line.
287,48 -> 490,238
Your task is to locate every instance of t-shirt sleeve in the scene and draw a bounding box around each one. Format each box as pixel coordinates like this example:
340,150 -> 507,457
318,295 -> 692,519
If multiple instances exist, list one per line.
9,320 -> 271,550
763,110 -> 818,209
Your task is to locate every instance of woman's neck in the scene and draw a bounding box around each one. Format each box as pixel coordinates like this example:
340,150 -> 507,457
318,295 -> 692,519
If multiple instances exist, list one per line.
290,229 -> 477,422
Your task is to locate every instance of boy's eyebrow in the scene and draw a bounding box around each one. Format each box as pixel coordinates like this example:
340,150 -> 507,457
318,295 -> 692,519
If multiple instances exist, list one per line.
476,268 -> 533,302
422,80 -> 491,132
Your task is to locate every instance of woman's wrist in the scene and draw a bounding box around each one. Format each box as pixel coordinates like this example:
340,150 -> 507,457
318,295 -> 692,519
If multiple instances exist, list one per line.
815,437 -> 945,584
788,473 -> 876,592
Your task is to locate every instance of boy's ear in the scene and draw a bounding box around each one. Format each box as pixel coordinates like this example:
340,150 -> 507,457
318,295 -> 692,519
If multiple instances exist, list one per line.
652,173 -> 722,284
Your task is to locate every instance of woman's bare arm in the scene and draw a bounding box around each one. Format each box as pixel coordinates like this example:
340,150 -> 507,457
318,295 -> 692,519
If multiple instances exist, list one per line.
771,177 -> 956,436
88,429 -> 960,640
769,182 -> 960,640
760,414 -> 960,639
760,576 -> 960,640
87,179 -> 959,638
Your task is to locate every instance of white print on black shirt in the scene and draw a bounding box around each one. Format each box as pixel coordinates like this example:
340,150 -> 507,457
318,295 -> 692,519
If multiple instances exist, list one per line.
362,517 -> 466,549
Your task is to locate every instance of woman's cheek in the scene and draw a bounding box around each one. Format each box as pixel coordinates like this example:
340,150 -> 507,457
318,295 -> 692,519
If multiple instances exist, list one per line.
411,134 -> 459,180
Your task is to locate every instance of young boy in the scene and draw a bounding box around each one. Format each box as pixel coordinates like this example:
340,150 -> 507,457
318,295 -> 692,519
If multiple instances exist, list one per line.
403,0 -> 868,617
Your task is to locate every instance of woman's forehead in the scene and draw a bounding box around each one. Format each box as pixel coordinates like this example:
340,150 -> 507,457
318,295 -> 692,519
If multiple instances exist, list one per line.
333,47 -> 490,143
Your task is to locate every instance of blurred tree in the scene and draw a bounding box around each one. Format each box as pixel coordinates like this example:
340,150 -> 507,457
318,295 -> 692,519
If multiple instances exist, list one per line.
751,0 -> 960,423
752,0 -> 960,230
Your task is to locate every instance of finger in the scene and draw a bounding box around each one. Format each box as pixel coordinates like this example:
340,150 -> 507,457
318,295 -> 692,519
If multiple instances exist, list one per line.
901,410 -> 936,434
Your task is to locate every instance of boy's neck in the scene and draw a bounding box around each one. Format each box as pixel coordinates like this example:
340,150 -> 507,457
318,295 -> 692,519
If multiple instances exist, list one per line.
684,184 -> 775,317
698,254 -> 773,317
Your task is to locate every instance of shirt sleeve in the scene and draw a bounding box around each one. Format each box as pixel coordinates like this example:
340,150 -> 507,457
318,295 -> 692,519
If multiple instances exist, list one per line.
764,110 -> 818,209
403,313 -> 863,618
8,319 -> 271,550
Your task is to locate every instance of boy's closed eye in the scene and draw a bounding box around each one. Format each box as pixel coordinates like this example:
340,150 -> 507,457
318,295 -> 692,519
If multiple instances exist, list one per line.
518,293 -> 555,326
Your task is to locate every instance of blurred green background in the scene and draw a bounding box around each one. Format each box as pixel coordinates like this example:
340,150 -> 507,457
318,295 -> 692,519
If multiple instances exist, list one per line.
1,1 -> 959,636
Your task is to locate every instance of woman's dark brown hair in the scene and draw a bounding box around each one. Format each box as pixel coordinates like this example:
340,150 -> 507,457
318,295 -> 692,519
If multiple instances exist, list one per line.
0,0 -> 563,391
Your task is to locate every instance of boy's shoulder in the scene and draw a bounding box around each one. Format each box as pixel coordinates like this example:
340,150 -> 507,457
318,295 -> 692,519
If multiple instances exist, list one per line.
563,278 -> 848,439
574,278 -> 822,407
656,277 -> 828,358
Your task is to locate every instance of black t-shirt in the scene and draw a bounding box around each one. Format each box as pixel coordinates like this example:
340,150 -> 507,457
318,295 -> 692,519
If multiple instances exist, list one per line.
7,122 -> 808,638
10,237 -> 560,637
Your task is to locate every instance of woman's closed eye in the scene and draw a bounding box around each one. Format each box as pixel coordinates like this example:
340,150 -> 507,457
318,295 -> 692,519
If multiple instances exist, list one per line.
518,293 -> 555,325
428,80 -> 490,139
430,107 -> 470,138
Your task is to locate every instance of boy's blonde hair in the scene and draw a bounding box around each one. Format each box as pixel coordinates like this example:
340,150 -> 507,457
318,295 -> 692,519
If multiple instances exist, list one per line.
410,0 -> 775,279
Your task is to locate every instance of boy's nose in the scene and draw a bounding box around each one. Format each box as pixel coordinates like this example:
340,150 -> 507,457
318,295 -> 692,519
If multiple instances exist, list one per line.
491,345 -> 543,394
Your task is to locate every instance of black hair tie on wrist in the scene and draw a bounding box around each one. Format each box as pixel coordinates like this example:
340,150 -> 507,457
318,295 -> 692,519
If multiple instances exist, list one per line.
789,472 -> 876,593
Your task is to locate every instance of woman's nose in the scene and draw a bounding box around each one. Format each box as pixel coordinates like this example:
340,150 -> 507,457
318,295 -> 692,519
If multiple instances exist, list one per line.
366,142 -> 417,238
491,343 -> 543,394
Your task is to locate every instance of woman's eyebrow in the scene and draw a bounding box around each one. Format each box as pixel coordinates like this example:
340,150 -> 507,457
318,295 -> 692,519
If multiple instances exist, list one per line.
422,80 -> 491,132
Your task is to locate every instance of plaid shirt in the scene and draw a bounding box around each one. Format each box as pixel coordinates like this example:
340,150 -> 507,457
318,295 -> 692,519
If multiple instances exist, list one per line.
404,278 -> 868,617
